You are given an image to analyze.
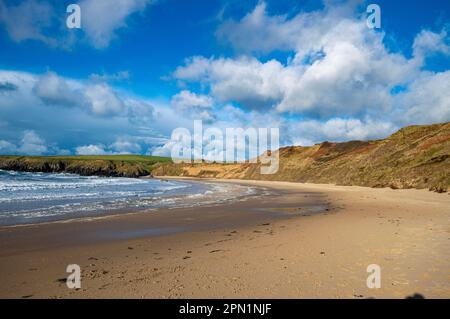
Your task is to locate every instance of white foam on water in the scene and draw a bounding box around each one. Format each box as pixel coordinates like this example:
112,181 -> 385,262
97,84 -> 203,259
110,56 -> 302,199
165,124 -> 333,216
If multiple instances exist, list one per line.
0,170 -> 264,226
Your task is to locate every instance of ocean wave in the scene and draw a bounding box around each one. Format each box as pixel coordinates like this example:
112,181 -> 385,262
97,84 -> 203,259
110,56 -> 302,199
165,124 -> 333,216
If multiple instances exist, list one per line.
0,170 -> 262,226
0,170 -> 188,193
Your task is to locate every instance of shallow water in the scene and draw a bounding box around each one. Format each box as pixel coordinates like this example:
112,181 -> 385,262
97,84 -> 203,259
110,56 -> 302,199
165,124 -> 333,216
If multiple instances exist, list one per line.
0,170 -> 258,226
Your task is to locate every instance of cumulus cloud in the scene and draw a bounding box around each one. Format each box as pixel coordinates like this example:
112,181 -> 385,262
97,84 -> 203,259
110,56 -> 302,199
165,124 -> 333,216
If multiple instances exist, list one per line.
174,48 -> 410,117
2,70 -> 135,118
1,1 -> 449,155
174,57 -> 288,110
0,130 -> 49,155
80,0 -> 153,48
17,130 -> 48,154
216,1 -> 358,56
285,118 -> 396,146
85,84 -> 125,116
76,137 -> 146,155
176,2 -> 422,117
413,29 -> 450,64
171,90 -> 216,122
394,71 -> 450,126
0,69 -> 171,155
33,72 -> 82,107
126,98 -> 155,126
75,144 -> 109,155
110,137 -> 142,154
172,1 -> 450,145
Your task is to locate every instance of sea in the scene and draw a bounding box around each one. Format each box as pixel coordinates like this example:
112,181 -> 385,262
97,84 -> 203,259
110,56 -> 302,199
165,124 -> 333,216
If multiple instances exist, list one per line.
0,169 -> 258,226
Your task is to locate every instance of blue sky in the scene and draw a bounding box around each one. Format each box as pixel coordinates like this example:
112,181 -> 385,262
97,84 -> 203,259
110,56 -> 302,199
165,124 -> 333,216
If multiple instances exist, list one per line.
0,0 -> 449,156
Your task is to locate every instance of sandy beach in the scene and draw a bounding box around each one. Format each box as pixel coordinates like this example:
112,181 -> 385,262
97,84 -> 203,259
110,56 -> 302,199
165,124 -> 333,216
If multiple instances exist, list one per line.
0,178 -> 449,299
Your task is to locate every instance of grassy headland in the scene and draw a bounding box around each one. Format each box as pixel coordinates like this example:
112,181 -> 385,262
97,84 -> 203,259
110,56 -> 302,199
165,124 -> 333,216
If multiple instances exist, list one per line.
0,155 -> 172,178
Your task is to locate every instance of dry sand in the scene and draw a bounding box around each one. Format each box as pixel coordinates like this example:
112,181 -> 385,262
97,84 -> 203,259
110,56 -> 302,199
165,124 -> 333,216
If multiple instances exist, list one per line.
0,178 -> 449,299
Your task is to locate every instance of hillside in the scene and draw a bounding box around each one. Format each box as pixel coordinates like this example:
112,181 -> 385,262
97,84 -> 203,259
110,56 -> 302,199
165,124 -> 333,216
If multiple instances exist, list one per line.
152,122 -> 450,192
0,155 -> 172,178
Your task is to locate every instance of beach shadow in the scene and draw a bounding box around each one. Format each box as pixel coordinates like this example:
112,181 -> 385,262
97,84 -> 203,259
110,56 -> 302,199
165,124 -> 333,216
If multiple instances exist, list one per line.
365,293 -> 426,299
405,293 -> 425,299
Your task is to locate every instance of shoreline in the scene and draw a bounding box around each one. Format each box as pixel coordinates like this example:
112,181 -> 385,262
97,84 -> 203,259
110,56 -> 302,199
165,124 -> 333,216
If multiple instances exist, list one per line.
0,179 -> 449,298
0,179 -> 329,254
0,177 -> 269,229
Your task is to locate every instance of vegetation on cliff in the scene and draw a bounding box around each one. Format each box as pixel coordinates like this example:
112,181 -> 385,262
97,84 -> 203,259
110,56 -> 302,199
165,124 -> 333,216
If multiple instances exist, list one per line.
0,155 -> 172,178
153,122 -> 450,192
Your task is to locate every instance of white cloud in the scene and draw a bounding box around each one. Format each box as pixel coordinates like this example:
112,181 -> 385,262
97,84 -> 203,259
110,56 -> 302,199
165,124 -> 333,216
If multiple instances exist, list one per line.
1,1 -> 449,155
0,0 -> 154,49
172,90 -> 213,109
176,3 -> 423,116
174,1 -> 449,127
76,137 -> 145,155
0,130 -> 64,155
75,144 -> 109,155
33,72 -> 82,107
125,98 -> 155,126
0,70 -> 37,93
0,70 -> 138,118
286,118 -> 396,146
394,71 -> 450,125
110,137 -> 141,154
171,90 -> 216,122
0,0 -> 55,45
413,30 -> 450,64
0,131 -> 50,155
0,69 -> 175,155
84,83 -> 125,116
16,130 -> 48,155
216,1 -> 358,56
174,57 -> 287,110
80,0 -> 152,49
151,140 -> 177,157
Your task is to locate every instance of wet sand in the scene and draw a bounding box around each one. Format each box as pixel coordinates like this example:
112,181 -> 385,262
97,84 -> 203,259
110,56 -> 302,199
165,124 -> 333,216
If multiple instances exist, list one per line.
0,179 -> 449,298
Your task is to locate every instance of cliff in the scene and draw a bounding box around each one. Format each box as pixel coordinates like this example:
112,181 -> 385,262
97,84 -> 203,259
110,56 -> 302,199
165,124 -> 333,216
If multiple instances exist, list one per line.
0,155 -> 172,178
152,122 -> 450,192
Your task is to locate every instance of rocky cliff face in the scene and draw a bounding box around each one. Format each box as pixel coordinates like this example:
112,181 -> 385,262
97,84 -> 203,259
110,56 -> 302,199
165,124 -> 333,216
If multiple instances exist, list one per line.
153,122 -> 450,192
0,157 -> 154,178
